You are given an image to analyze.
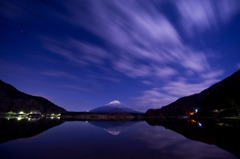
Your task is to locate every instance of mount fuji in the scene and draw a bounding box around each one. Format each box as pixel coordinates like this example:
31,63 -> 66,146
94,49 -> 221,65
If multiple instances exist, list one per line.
89,100 -> 140,113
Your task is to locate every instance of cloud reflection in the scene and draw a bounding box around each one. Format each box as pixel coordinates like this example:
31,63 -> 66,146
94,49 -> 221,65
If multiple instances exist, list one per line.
133,122 -> 238,159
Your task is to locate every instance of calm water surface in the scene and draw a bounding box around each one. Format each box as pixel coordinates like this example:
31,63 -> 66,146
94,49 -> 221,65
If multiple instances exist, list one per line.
0,119 -> 239,159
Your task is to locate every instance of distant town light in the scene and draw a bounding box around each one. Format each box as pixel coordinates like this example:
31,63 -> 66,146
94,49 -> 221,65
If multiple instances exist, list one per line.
195,109 -> 198,113
19,111 -> 25,114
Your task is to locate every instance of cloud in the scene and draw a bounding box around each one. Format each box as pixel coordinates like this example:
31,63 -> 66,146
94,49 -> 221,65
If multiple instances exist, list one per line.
40,1 -> 228,108
162,78 -> 218,97
2,0 -> 239,111
132,88 -> 178,110
43,37 -> 110,66
153,66 -> 178,79
113,55 -> 151,78
216,0 -> 240,23
200,70 -> 224,80
238,63 -> 240,69
0,1 -> 28,19
134,123 -> 236,159
133,72 -> 222,110
64,1 -> 181,47
175,0 -> 240,35
43,1 -> 217,79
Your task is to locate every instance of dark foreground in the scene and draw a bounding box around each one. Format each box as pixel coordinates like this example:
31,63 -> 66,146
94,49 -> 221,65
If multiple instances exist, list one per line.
0,116 -> 240,159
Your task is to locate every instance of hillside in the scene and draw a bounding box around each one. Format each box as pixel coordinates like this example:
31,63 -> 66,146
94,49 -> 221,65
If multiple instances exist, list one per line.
146,70 -> 240,117
0,80 -> 66,114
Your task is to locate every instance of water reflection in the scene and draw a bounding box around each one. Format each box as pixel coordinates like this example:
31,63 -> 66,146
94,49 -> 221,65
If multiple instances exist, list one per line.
146,118 -> 240,157
89,121 -> 140,135
0,118 -> 239,159
0,117 -> 64,144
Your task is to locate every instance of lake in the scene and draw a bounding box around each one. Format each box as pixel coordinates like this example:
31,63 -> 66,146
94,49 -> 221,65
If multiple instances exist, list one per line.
0,118 -> 239,159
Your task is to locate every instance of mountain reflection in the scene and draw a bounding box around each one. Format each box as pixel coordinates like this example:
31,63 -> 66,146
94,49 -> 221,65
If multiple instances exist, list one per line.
1,117 -> 240,157
89,121 -> 140,135
0,117 -> 64,143
146,118 -> 240,157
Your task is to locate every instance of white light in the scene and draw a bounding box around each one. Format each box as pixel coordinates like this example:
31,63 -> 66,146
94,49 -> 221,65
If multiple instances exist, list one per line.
198,122 -> 202,127
195,109 -> 198,113
19,111 -> 25,114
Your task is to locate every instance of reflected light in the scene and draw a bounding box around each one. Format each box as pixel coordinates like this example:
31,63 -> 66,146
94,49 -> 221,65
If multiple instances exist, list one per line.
17,117 -> 23,121
189,119 -> 196,124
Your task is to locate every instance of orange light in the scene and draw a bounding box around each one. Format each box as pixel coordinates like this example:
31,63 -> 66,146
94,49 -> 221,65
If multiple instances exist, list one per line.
189,119 -> 196,124
190,112 -> 194,115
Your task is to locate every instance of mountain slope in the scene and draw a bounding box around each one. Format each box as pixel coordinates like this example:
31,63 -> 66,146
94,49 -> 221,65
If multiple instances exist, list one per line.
90,100 -> 140,113
146,70 -> 240,117
0,80 -> 66,113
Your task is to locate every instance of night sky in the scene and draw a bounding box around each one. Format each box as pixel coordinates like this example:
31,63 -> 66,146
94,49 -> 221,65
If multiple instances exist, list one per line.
0,0 -> 240,112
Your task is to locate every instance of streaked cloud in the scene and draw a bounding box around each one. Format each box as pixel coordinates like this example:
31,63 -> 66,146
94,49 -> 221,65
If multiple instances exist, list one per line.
44,1 -> 218,77
41,0 -> 228,109
1,0 -> 238,111
175,0 -> 240,35
162,78 -> 218,97
0,1 -> 28,19
43,37 -> 110,66
132,88 -> 178,110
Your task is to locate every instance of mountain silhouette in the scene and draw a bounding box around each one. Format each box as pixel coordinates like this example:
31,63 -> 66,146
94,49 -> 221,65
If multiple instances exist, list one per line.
0,80 -> 66,113
146,70 -> 240,117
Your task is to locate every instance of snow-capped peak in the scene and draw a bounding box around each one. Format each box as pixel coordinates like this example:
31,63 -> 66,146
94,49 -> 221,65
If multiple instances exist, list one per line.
107,100 -> 121,106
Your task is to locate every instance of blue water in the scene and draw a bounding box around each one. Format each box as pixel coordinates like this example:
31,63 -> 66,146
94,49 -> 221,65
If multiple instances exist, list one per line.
0,120 -> 239,159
